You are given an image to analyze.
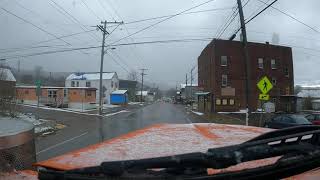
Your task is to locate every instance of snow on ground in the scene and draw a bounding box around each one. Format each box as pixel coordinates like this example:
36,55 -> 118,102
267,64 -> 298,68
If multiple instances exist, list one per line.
191,111 -> 204,116
21,104 -> 99,116
128,102 -> 141,105
1,113 -> 66,136
104,110 -> 130,117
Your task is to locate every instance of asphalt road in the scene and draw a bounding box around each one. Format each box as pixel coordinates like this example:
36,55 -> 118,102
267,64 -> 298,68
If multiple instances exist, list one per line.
19,102 -> 206,161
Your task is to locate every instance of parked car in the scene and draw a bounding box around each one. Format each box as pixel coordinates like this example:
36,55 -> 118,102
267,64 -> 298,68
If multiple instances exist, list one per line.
305,113 -> 320,125
264,114 -> 312,129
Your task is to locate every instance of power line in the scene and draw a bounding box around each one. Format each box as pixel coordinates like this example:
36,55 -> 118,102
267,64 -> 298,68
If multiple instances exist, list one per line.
216,0 -> 251,39
257,0 -> 320,34
108,0 -> 217,45
3,46 -> 101,60
104,0 -> 145,68
0,29 -> 95,54
1,7 -> 72,46
106,7 -> 233,27
2,37 -> 213,60
48,0 -> 100,42
110,51 -> 131,70
80,0 -> 102,21
106,53 -> 130,73
231,0 -> 278,38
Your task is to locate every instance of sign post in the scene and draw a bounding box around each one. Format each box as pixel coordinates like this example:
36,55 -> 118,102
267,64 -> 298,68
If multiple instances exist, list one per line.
35,80 -> 41,108
257,76 -> 273,126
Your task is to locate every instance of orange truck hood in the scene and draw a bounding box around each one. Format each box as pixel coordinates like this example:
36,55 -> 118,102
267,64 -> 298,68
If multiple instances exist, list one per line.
4,123 -> 320,179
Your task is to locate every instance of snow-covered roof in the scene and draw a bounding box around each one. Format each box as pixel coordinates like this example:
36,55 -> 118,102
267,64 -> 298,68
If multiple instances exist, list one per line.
66,72 -> 116,81
297,89 -> 320,98
111,90 -> 127,94
0,68 -> 16,82
180,83 -> 198,89
136,91 -> 148,96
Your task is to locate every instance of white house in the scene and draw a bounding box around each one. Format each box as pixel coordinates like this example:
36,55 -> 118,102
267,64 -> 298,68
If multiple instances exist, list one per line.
65,72 -> 119,104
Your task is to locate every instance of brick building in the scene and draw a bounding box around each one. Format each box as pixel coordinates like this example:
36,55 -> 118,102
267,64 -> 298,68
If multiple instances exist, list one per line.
198,39 -> 294,113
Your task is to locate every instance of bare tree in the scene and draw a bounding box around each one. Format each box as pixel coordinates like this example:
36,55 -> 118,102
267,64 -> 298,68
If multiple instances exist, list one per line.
127,70 -> 138,81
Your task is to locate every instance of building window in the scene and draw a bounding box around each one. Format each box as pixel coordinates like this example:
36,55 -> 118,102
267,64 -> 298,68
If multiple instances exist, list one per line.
272,77 -> 277,85
48,90 -> 57,98
76,81 -> 79,87
221,56 -> 227,66
284,67 -> 289,77
216,98 -> 221,105
71,81 -> 75,87
222,99 -> 228,105
229,99 -> 235,105
86,81 -> 91,87
111,81 -> 114,88
258,58 -> 263,69
63,89 -> 67,97
222,74 -> 227,87
87,91 -> 92,96
271,59 -> 276,69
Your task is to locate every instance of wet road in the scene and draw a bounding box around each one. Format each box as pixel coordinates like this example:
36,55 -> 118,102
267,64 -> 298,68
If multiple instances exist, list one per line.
102,102 -> 203,140
29,102 -> 205,161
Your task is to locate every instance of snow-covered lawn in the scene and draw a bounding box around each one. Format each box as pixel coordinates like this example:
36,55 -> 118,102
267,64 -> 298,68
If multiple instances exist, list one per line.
1,113 -> 66,136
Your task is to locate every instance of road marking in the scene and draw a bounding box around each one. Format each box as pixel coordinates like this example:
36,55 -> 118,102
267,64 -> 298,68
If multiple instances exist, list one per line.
36,132 -> 89,155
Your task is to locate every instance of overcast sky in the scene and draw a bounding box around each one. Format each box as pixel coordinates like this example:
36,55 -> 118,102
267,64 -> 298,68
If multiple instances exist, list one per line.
0,0 -> 320,89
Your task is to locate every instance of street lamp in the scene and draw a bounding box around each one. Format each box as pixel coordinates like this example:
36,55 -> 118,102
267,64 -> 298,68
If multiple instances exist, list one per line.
98,47 -> 116,115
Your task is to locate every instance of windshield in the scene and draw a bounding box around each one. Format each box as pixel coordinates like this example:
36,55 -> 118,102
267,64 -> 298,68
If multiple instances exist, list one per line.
0,0 -> 319,179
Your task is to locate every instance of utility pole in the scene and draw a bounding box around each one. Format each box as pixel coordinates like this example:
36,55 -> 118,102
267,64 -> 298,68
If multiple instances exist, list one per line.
97,20 -> 123,116
237,0 -> 251,126
140,68 -> 147,103
17,60 -> 20,83
96,20 -> 123,143
185,73 -> 188,87
190,68 -> 193,103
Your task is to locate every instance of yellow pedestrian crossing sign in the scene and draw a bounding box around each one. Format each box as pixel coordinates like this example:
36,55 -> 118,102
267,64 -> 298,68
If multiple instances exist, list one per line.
259,94 -> 270,101
257,76 -> 273,94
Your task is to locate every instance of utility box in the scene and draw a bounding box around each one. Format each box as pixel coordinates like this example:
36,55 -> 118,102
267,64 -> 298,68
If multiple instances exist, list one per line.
0,119 -> 35,172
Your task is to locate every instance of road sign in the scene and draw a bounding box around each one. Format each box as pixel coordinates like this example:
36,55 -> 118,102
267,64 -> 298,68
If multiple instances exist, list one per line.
35,80 -> 42,96
257,76 -> 273,94
259,94 -> 270,101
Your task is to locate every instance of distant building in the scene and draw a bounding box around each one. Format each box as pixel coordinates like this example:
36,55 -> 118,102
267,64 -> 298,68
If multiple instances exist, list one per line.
119,79 -> 137,101
297,85 -> 320,111
16,86 -> 96,110
180,83 -> 198,102
65,72 -> 119,104
198,39 -> 294,112
136,91 -> 155,102
0,68 -> 16,99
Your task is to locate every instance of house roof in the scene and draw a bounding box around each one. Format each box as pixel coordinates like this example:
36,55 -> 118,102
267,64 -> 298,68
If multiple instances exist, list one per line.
66,72 -> 116,81
297,89 -> 320,98
111,90 -> 128,94
0,68 -> 16,82
136,91 -> 148,96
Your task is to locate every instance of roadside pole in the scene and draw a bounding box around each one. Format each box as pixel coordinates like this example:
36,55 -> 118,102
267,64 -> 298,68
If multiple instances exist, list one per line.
97,20 -> 123,142
140,68 -> 147,103
35,80 -> 41,120
237,0 -> 251,126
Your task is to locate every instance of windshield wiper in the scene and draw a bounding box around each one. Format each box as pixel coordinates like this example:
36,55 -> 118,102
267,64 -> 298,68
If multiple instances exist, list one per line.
39,125 -> 320,180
